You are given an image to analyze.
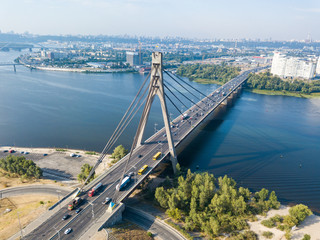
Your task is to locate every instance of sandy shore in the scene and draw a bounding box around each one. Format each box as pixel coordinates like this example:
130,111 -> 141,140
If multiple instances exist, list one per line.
249,205 -> 320,239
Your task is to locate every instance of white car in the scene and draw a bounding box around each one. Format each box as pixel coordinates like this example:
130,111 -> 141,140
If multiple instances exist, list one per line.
64,228 -> 72,234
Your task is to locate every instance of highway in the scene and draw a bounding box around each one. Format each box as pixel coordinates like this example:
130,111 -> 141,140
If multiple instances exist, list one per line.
24,67 -> 267,240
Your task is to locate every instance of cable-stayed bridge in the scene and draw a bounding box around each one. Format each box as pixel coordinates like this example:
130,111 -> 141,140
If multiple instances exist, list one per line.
23,52 -> 267,240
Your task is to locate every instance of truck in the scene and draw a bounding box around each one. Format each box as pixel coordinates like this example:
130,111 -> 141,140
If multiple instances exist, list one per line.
88,182 -> 102,197
68,197 -> 82,210
116,176 -> 131,191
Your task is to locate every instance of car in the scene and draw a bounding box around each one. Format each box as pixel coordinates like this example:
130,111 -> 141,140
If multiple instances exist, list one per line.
9,150 -> 15,153
138,154 -> 142,158
62,214 -> 70,220
64,228 -> 72,235
20,151 -> 24,154
76,154 -> 81,157
163,134 -> 166,137
43,153 -> 48,156
70,153 -> 76,157
102,197 -> 112,205
3,150 -> 8,153
75,208 -> 82,214
24,152 -> 29,154
128,172 -> 134,177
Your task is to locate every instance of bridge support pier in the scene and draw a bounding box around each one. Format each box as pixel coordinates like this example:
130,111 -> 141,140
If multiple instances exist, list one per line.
13,64 -> 16,72
135,52 -> 177,173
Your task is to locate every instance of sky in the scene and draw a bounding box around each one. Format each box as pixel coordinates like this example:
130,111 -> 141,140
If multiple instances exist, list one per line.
0,0 -> 320,40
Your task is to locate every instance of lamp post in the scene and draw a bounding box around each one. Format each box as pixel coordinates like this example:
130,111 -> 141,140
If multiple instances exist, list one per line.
53,226 -> 61,240
17,211 -> 24,239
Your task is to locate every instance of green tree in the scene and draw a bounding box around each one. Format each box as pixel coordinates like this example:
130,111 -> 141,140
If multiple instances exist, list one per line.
111,145 -> 128,161
77,163 -> 94,183
302,234 -> 311,240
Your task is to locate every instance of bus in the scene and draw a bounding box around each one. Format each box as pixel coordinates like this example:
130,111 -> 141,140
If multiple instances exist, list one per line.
116,175 -> 131,191
153,152 -> 162,161
138,165 -> 148,175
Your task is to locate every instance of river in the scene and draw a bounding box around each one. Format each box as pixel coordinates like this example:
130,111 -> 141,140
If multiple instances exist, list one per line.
1,51 -> 320,213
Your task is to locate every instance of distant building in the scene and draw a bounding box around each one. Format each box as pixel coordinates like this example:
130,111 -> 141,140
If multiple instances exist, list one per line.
271,52 -> 316,80
126,52 -> 140,66
316,57 -> 320,76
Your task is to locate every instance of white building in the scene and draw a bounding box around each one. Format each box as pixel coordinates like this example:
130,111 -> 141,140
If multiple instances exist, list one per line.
316,57 -> 320,76
271,52 -> 316,80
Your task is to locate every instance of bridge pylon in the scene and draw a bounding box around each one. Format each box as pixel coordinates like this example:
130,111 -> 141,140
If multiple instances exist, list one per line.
135,52 -> 178,173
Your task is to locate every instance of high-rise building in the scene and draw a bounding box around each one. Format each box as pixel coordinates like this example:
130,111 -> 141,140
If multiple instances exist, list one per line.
126,52 -> 140,66
316,57 -> 320,76
271,52 -> 316,80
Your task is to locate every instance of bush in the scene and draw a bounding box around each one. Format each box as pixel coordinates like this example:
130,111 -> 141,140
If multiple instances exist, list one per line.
270,214 -> 283,223
262,231 -> 274,239
289,204 -> 312,224
261,219 -> 275,228
302,234 -> 311,240
147,232 -> 152,237
39,201 -> 44,204
284,230 -> 292,240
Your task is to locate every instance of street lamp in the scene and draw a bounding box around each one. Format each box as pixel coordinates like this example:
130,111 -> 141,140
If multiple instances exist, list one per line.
17,211 -> 24,239
154,123 -> 158,134
53,226 -> 61,240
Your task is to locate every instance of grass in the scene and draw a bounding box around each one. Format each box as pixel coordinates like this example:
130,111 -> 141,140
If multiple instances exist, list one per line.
110,220 -> 153,240
55,148 -> 67,152
164,219 -> 194,240
85,151 -> 98,155
0,195 -> 58,240
0,169 -> 59,190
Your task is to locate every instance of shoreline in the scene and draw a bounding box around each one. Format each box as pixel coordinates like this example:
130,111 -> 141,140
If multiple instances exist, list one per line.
19,61 -> 135,73
194,78 -> 320,98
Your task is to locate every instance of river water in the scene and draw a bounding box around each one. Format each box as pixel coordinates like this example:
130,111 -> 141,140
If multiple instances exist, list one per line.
1,51 -> 320,213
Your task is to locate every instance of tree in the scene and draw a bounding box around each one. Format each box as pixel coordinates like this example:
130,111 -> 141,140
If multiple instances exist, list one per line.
111,145 -> 128,161
155,187 -> 169,208
77,163 -> 94,183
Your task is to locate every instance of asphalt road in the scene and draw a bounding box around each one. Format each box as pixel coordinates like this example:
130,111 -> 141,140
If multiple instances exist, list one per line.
123,207 -> 186,240
0,185 -> 71,199
24,67 -> 267,240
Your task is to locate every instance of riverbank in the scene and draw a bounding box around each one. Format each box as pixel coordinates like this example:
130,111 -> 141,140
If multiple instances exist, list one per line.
19,61 -> 135,73
249,205 -> 320,239
194,78 -> 320,98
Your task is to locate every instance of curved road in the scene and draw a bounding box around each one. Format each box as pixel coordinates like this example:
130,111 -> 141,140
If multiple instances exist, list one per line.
0,185 -> 71,199
123,206 -> 186,240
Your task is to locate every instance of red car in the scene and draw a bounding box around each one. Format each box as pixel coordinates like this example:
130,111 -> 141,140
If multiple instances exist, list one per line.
9,150 -> 15,153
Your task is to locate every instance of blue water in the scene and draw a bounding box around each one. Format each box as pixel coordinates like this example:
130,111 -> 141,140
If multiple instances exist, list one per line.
1,51 -> 320,213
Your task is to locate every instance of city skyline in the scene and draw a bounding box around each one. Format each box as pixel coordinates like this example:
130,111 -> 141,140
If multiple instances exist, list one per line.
0,0 -> 320,40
